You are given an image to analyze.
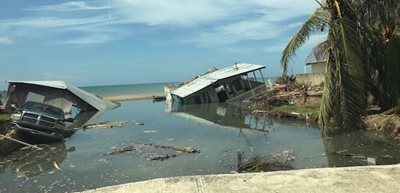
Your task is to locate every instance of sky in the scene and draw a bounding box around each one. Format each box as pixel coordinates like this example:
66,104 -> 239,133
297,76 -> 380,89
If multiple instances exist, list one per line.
0,0 -> 325,89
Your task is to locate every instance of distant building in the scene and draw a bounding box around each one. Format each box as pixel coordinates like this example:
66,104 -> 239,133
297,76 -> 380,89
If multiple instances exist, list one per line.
306,61 -> 326,74
297,60 -> 327,86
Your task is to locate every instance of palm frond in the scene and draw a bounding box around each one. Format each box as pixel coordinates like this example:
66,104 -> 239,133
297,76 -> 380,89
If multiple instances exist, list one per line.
306,40 -> 330,63
318,53 -> 337,128
280,8 -> 329,78
331,0 -> 367,129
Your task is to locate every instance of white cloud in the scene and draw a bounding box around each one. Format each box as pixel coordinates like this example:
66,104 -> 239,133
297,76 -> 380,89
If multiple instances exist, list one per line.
57,35 -> 114,45
28,1 -> 109,12
0,36 -> 13,45
0,0 -> 319,46
112,0 -> 243,26
0,16 -> 112,29
188,20 -> 285,46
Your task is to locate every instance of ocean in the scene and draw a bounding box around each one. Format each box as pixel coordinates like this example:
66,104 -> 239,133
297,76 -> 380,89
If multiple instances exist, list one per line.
80,82 -> 170,97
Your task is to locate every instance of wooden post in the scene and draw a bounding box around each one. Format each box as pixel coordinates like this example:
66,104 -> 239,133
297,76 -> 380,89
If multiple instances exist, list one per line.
0,134 -> 43,150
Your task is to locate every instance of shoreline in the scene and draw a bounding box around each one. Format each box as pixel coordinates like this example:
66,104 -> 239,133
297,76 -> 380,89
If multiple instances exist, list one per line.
103,92 -> 165,102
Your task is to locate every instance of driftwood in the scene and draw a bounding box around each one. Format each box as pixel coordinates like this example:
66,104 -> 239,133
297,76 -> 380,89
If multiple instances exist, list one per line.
106,144 -> 141,155
83,121 -> 128,129
106,143 -> 200,155
144,143 -> 200,153
0,134 -> 43,150
146,153 -> 176,161
237,151 -> 295,173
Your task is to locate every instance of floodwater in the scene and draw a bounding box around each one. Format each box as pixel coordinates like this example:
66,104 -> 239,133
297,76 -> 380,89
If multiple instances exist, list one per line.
1,100 -> 400,192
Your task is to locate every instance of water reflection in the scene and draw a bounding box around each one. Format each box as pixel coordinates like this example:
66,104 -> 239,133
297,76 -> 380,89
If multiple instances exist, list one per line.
168,101 -> 400,167
323,131 -> 400,167
167,102 -> 269,132
0,143 -> 74,178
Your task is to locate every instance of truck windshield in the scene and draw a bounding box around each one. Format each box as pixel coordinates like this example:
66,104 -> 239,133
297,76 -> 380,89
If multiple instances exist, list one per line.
21,101 -> 64,118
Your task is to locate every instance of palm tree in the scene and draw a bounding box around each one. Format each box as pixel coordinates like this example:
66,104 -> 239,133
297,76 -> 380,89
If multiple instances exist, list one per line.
281,0 -> 400,131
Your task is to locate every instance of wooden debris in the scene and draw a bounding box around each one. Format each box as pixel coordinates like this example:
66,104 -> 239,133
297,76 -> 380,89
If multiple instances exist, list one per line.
144,143 -> 200,153
83,121 -> 128,129
237,152 -> 294,173
0,133 -> 43,150
146,153 -> 176,161
106,144 -> 142,155
53,161 -> 62,171
106,143 -> 200,156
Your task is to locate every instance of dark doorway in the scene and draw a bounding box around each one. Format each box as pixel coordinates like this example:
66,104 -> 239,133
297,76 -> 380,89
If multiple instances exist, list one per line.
217,91 -> 228,102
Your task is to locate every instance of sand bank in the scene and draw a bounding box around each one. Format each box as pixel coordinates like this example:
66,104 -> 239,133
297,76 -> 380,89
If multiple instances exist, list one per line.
103,92 -> 165,102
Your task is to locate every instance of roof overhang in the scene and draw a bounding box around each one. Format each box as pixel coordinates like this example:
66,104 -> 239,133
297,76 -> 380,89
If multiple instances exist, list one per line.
306,60 -> 327,66
7,80 -> 119,111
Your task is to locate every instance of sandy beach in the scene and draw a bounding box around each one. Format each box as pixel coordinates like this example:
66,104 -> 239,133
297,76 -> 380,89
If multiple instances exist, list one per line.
103,92 -> 165,102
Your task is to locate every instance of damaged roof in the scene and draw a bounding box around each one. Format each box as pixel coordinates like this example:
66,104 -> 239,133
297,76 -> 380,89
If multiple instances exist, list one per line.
7,80 -> 119,111
171,63 -> 265,98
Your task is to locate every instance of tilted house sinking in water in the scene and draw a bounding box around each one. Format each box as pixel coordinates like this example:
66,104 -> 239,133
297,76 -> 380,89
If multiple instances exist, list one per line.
2,80 -> 119,126
165,63 -> 267,104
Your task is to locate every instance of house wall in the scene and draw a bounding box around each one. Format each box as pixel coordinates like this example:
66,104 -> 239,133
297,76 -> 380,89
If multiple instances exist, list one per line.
296,73 -> 324,86
311,63 -> 326,74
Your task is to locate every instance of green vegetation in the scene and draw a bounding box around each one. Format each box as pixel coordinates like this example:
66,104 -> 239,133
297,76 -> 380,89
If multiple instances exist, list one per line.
281,0 -> 400,131
0,113 -> 10,122
274,105 -> 320,116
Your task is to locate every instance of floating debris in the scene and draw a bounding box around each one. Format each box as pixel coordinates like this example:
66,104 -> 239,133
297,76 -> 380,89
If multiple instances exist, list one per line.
83,121 -> 128,129
53,161 -> 62,171
145,143 -> 200,153
237,151 -> 295,173
146,153 -> 176,161
143,130 -> 158,133
106,144 -> 142,155
106,143 -> 200,159
134,121 -> 144,126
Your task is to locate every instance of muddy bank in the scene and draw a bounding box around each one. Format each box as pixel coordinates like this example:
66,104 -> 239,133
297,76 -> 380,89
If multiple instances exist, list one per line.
364,114 -> 400,140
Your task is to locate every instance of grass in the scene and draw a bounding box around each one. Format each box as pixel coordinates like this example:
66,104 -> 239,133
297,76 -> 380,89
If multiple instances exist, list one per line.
0,113 -> 10,122
274,104 -> 320,116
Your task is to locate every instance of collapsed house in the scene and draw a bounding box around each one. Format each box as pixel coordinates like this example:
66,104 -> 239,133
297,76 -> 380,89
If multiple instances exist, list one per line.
165,63 -> 267,104
2,81 -> 119,127
3,81 -> 118,112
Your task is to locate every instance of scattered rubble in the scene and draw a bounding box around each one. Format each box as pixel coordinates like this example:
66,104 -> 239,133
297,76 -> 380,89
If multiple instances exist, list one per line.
251,77 -> 322,124
106,143 -> 200,161
146,153 -> 176,161
363,114 -> 400,140
237,150 -> 295,173
83,121 -> 128,129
